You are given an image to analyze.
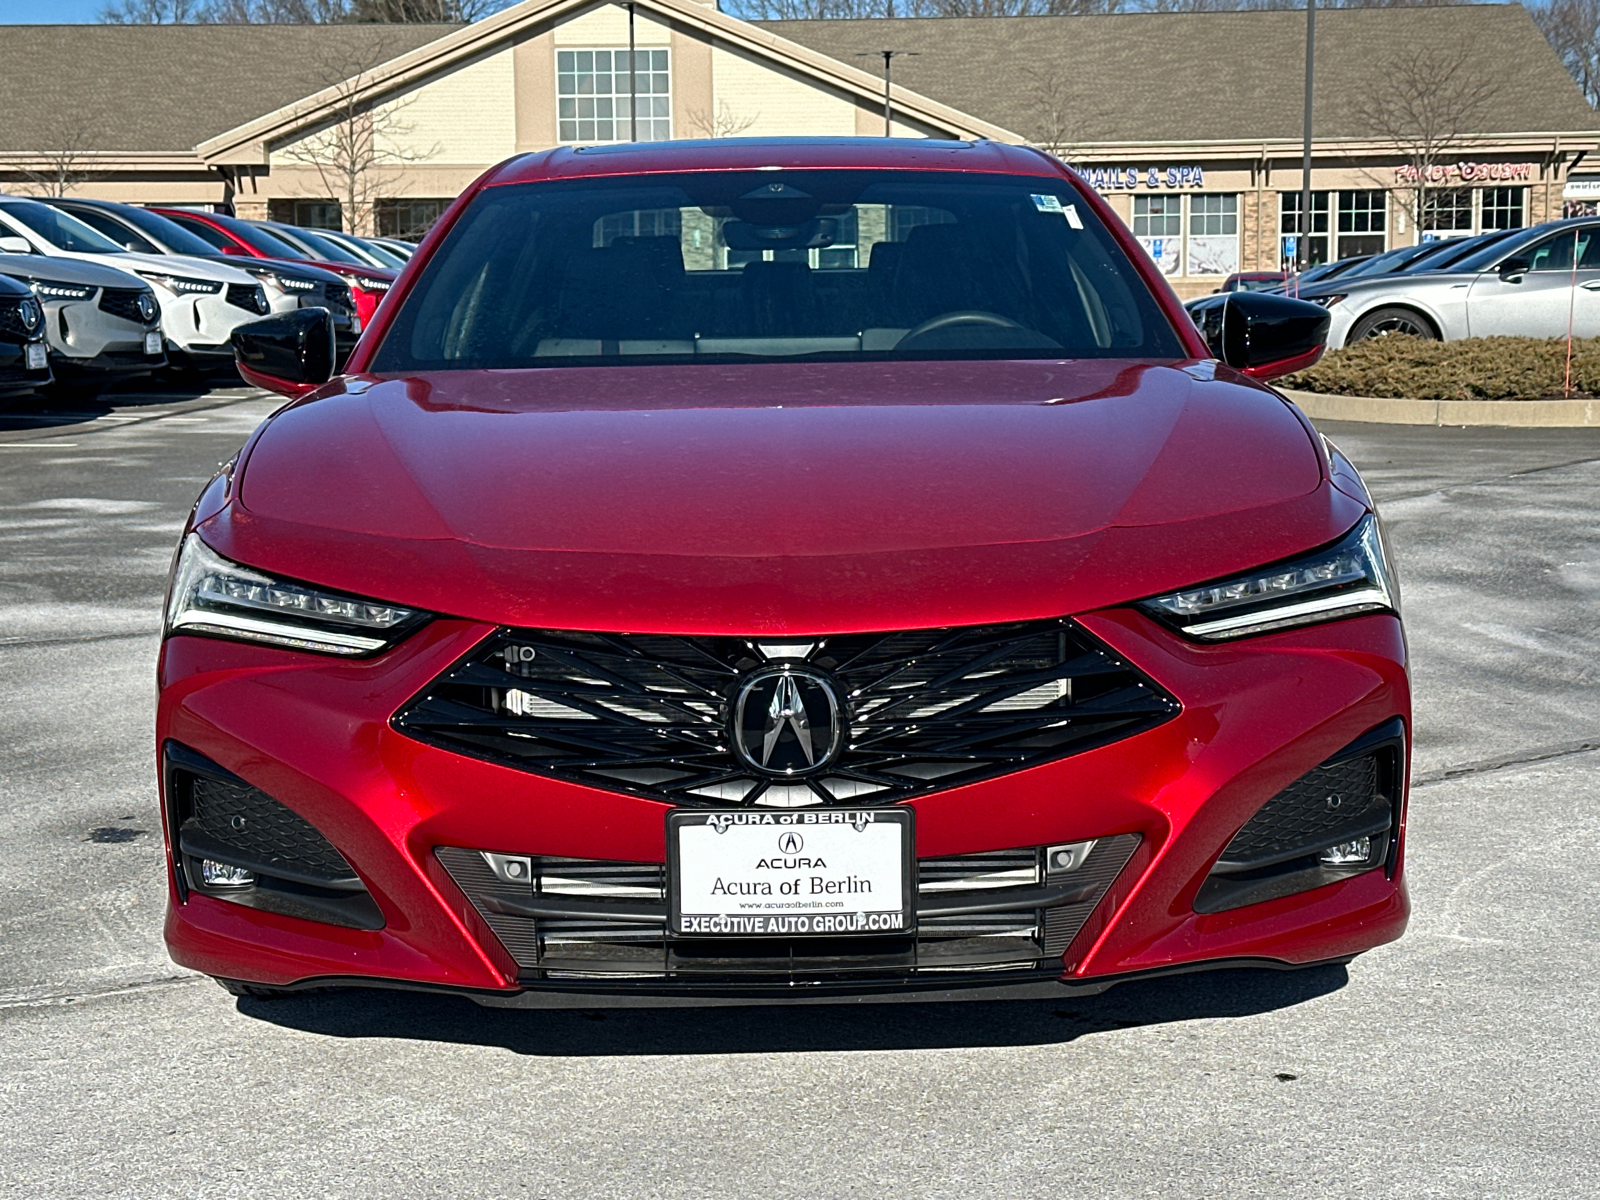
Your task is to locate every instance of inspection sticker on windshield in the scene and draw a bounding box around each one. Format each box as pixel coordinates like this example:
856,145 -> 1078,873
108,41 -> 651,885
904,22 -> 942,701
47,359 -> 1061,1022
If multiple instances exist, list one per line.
1032,194 -> 1084,229
668,808 -> 914,937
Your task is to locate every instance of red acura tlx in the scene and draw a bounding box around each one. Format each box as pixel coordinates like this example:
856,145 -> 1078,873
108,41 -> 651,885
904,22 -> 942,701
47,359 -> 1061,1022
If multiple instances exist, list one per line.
158,138 -> 1409,1006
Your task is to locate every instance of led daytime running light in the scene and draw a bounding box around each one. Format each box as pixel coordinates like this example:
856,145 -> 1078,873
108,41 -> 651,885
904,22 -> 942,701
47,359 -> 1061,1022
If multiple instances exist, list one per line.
1141,515 -> 1398,641
269,273 -> 318,293
353,275 -> 391,292
165,533 -> 425,657
142,273 -> 223,296
30,280 -> 96,301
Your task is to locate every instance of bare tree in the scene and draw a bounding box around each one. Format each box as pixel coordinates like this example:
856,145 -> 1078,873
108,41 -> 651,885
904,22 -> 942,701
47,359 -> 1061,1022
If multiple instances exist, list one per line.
98,0 -> 207,19
13,116 -> 107,198
1351,44 -> 1502,236
100,0 -> 505,20
1019,63 -> 1116,164
1533,0 -> 1600,108
277,39 -> 441,235
685,100 -> 760,139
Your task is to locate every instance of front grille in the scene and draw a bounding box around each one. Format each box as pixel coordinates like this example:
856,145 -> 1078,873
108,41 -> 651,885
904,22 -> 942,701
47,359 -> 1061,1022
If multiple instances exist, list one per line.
0,299 -> 36,341
226,283 -> 269,314
98,287 -> 155,325
188,775 -> 356,883
395,619 -> 1178,808
323,282 -> 353,311
437,834 -> 1141,984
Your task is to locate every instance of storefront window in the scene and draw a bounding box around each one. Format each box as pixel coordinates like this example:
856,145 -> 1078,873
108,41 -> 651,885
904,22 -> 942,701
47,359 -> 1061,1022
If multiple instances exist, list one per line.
1132,195 -> 1182,276
1337,190 -> 1387,259
1186,193 -> 1238,276
1279,191 -> 1329,266
1481,187 -> 1526,231
376,199 -> 446,241
269,199 -> 342,231
1423,188 -> 1473,233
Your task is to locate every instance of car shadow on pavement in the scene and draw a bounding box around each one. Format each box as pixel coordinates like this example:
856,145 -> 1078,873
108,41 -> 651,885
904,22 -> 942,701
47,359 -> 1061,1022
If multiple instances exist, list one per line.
0,375 -> 234,433
235,963 -> 1348,1055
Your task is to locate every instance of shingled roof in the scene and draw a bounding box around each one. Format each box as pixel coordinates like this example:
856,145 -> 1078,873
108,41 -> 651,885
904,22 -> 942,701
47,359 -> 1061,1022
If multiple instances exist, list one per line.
0,23 -> 451,155
759,4 -> 1599,147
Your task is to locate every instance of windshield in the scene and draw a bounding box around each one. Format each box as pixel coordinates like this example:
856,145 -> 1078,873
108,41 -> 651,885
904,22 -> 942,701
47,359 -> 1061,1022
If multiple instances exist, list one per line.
0,199 -> 125,254
373,170 -> 1183,372
115,206 -> 225,257
272,224 -> 366,265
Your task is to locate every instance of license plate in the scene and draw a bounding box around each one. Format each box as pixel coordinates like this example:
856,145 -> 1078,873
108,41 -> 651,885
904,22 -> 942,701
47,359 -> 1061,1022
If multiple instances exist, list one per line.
351,316 -> 361,334
668,808 -> 914,937
144,332 -> 162,356
25,343 -> 46,371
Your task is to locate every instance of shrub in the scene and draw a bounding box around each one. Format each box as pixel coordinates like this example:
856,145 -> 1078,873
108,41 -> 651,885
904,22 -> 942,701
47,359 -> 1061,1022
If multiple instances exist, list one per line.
1281,335 -> 1600,401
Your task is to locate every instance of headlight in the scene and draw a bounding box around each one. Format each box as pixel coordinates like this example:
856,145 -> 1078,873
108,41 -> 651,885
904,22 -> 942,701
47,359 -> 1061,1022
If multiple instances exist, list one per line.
30,280 -> 95,301
255,270 -> 318,293
1308,294 -> 1346,308
1138,514 -> 1398,641
141,273 -> 223,296
352,275 -> 391,293
165,533 -> 429,656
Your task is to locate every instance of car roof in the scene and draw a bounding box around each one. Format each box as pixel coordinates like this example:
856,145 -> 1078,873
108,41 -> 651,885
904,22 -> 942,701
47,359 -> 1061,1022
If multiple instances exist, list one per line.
486,137 -> 1055,186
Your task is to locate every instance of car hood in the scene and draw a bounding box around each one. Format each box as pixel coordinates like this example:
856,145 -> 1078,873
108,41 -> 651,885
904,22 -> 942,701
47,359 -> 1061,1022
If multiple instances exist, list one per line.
49,250 -> 257,285
0,253 -> 149,290
211,359 -> 1361,634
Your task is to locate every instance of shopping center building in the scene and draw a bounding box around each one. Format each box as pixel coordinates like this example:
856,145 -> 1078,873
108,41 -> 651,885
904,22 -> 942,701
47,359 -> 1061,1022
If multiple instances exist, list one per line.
0,1 -> 1593,297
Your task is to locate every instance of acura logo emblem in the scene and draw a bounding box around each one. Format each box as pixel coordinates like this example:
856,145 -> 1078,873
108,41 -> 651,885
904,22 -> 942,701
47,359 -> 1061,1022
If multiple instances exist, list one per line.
136,292 -> 158,323
731,666 -> 843,777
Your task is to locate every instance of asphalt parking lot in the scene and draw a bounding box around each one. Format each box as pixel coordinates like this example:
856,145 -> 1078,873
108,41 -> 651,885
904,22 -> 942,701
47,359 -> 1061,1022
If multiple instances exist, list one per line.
2,385 -> 1598,1199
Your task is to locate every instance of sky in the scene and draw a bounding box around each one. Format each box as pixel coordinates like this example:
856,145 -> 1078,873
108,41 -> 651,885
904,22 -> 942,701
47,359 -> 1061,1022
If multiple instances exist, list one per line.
2,0 -> 106,19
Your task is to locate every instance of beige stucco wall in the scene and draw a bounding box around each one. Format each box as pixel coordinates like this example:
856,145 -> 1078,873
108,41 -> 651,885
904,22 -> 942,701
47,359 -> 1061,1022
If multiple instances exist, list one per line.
710,40 -> 855,139
552,4 -> 672,46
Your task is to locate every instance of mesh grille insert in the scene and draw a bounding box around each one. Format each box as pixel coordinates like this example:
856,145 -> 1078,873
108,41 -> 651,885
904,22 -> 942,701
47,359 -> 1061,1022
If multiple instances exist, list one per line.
98,287 -> 154,325
396,619 -> 1178,807
187,776 -> 356,883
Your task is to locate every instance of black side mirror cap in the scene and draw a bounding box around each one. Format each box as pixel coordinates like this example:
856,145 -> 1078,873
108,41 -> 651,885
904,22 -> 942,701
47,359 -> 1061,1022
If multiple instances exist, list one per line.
1188,291 -> 1332,381
1498,255 -> 1530,281
231,308 -> 335,398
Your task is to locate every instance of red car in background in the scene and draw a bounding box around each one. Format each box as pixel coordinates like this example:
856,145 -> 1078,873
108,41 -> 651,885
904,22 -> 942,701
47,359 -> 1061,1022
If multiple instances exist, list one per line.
149,207 -> 395,329
160,138 -> 1407,1007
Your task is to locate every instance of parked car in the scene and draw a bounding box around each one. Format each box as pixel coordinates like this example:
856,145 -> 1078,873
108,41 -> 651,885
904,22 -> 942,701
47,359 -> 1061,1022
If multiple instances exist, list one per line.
161,138 -> 1408,1008
0,196 -> 265,373
48,199 -> 359,359
1299,217 -> 1600,344
0,272 -> 51,399
1394,228 -> 1522,274
0,253 -> 165,390
1217,271 -> 1289,293
152,208 -> 394,328
372,237 -> 417,261
260,222 -> 404,272
1324,242 -> 1448,282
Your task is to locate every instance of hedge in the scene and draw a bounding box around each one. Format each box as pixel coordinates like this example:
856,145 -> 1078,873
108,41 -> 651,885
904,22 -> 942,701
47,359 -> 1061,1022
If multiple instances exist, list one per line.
1281,335 -> 1600,401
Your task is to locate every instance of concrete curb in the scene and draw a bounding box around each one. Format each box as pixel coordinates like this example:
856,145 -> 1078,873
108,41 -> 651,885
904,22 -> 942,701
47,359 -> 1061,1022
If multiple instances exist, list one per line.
1279,388 -> 1600,427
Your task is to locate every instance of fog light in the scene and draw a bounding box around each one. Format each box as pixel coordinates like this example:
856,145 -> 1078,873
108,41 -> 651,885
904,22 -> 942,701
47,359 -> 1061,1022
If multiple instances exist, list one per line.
1319,837 -> 1371,867
201,859 -> 255,887
1046,840 -> 1097,874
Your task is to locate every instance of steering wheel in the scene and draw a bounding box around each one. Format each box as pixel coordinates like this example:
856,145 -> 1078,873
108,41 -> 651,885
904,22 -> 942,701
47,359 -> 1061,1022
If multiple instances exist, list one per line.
896,310 -> 1025,349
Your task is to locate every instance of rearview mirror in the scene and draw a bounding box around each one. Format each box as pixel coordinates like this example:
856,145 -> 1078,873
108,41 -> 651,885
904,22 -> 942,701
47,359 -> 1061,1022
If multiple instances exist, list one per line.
231,308 -> 334,399
1188,291 -> 1331,381
0,235 -> 32,254
1498,255 -> 1530,281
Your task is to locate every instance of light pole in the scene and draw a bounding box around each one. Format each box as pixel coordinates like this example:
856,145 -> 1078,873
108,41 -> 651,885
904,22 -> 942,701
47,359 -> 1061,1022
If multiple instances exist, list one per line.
1298,0 -> 1316,273
860,50 -> 917,136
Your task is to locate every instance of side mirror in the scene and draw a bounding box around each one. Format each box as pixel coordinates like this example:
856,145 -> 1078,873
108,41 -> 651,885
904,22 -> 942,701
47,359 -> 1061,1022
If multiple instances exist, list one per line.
1498,255 -> 1530,282
220,244 -> 249,257
231,308 -> 334,399
0,235 -> 33,254
1189,291 -> 1331,381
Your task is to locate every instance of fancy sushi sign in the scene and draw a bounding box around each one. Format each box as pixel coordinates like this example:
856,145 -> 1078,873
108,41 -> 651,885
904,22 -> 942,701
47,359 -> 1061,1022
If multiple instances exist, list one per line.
1394,162 -> 1535,183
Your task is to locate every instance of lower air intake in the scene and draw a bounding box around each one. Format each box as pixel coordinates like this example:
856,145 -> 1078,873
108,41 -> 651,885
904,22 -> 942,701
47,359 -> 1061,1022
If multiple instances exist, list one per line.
436,834 -> 1140,988
164,742 -> 382,930
1195,719 -> 1405,914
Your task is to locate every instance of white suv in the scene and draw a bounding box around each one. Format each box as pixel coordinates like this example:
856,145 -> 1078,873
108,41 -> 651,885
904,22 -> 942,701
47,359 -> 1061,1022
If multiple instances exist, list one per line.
0,252 -> 166,390
0,196 -> 268,372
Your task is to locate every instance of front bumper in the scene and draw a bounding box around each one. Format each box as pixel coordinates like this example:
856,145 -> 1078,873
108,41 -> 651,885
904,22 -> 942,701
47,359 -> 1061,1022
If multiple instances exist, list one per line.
158,608 -> 1410,1000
